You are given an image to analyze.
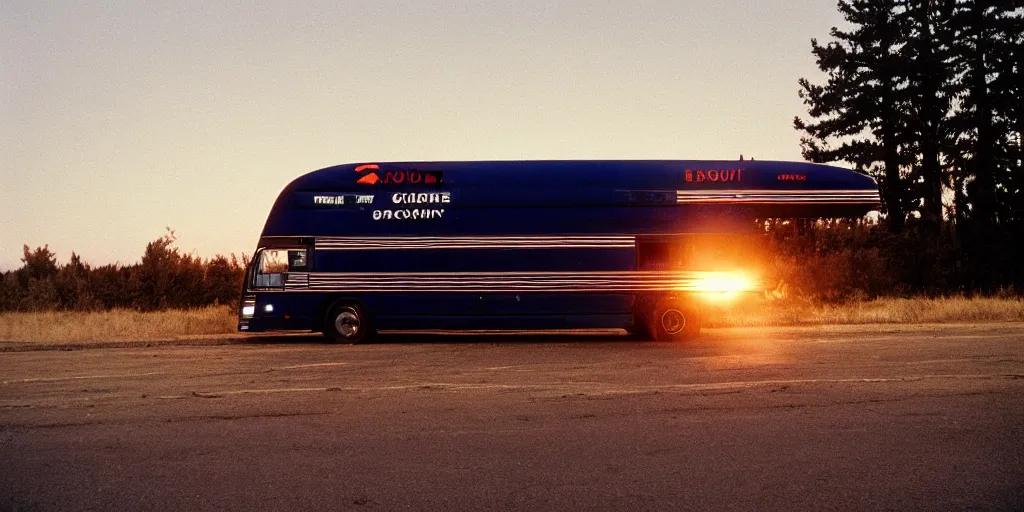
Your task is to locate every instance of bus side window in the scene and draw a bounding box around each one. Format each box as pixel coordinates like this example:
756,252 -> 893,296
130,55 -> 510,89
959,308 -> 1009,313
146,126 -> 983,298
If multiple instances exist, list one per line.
638,241 -> 675,271
288,250 -> 307,271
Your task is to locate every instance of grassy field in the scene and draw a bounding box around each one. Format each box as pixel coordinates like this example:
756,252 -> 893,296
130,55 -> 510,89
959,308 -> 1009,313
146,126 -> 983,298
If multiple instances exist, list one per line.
0,306 -> 237,343
1,297 -> 1023,343
702,296 -> 1024,328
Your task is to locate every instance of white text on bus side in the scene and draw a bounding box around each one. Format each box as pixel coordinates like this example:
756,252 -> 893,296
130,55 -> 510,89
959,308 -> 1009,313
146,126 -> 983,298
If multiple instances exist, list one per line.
391,192 -> 451,204
372,209 -> 445,220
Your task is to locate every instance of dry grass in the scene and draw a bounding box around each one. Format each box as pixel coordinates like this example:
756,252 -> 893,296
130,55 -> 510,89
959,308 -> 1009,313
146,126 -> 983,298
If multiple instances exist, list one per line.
705,296 -> 1024,328
0,306 -> 237,343
0,297 -> 1022,343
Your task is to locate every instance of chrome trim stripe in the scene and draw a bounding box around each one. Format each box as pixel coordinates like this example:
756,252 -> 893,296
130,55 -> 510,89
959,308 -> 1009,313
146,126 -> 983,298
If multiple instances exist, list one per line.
315,236 -> 636,250
678,189 -> 879,195
676,189 -> 880,204
283,271 -> 762,293
284,273 -> 309,290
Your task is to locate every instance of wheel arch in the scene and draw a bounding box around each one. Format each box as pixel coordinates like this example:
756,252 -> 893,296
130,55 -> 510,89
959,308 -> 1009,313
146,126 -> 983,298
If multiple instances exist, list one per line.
314,295 -> 373,333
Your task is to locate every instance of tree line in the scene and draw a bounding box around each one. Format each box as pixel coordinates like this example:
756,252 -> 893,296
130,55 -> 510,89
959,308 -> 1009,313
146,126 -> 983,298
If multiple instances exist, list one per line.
795,0 -> 1024,291
4,0 -> 1022,310
0,231 -> 247,312
0,220 -> 1014,312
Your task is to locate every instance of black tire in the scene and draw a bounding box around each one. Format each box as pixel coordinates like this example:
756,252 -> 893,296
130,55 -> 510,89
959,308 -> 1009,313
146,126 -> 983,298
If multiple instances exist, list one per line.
323,302 -> 375,344
646,299 -> 701,342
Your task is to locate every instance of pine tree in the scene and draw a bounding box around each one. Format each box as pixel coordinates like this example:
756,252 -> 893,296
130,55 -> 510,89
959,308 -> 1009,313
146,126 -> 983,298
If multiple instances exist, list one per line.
947,0 -> 1019,226
989,7 -> 1024,226
795,0 -> 913,232
902,0 -> 958,229
945,1 -> 1023,289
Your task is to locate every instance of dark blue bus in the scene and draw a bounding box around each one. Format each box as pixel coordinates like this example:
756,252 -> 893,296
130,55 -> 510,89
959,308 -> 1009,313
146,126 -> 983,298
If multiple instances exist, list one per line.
238,160 -> 878,342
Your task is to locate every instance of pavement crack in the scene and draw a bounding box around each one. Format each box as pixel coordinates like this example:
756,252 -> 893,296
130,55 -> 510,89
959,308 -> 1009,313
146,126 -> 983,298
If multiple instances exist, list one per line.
3,372 -> 163,384
164,411 -> 331,423
192,391 -> 224,398
192,369 -> 276,379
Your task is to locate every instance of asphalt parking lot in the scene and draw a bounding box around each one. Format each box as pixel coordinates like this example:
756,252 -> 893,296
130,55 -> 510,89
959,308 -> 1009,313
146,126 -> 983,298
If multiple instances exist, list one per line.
2,324 -> 1023,511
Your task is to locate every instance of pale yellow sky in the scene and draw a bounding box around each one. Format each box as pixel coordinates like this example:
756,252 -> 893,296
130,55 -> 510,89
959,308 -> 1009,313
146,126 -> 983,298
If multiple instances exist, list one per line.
1,1 -> 845,270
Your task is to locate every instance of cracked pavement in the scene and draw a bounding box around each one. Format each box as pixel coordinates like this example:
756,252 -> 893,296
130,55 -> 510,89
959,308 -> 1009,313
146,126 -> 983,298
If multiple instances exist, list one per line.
2,324 -> 1023,511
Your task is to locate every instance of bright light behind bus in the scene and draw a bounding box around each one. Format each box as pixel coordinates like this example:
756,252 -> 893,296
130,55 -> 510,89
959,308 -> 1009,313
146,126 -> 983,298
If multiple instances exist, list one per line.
688,271 -> 760,301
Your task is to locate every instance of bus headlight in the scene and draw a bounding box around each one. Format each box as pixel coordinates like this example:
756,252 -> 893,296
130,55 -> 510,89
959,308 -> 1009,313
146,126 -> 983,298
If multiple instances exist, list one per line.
241,305 -> 255,317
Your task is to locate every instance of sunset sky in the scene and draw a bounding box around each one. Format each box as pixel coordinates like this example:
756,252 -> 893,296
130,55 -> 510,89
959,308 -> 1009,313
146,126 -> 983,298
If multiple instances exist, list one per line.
1,1 -> 845,271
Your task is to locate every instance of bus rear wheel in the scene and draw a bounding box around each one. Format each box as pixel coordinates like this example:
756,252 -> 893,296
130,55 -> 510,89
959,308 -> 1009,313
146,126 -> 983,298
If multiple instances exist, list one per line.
647,300 -> 701,342
323,302 -> 375,344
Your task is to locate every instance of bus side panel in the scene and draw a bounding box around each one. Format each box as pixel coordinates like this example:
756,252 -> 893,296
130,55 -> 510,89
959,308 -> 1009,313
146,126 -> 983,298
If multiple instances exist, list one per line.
248,292 -> 488,332
245,292 -> 324,332
315,248 -> 636,273
475,293 -> 634,317
268,205 -> 755,239
376,314 -> 633,331
245,292 -> 636,332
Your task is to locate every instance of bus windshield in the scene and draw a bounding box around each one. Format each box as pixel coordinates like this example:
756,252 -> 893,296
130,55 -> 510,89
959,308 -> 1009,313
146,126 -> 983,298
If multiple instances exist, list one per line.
252,248 -> 307,288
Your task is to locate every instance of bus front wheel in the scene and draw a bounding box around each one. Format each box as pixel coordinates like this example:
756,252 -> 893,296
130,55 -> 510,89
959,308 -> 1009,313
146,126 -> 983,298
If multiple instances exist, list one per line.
323,302 -> 375,344
647,300 -> 701,342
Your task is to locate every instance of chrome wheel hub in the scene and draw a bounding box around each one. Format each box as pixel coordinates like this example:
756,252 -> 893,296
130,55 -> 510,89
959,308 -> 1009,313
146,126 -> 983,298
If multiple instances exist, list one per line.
334,308 -> 361,338
661,309 -> 686,335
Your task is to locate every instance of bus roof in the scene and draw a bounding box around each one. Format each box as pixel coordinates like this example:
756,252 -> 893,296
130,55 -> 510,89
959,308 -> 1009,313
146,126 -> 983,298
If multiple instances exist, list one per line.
259,160 -> 878,239
284,159 -> 873,191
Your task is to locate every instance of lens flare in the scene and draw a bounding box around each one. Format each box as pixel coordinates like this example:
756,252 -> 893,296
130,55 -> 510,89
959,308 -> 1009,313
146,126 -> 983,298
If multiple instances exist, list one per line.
689,271 -> 760,301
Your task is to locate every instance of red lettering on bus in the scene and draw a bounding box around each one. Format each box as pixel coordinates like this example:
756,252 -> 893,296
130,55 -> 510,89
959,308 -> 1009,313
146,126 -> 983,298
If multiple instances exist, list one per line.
356,173 -> 380,185
355,163 -> 381,184
777,174 -> 807,181
358,168 -> 444,186
685,168 -> 743,183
